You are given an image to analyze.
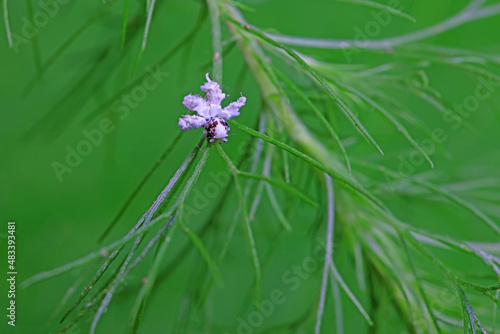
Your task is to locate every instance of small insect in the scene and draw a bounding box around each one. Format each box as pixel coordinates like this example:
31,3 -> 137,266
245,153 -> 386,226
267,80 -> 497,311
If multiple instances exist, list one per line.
178,73 -> 246,142
203,118 -> 230,142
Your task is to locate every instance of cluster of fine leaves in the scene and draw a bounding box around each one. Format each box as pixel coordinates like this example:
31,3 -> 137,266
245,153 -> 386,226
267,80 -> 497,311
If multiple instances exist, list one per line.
14,0 -> 500,333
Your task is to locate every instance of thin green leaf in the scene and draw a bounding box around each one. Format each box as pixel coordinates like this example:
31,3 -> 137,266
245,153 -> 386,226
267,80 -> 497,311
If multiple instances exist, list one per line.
50,260 -> 99,320
338,82 -> 433,168
225,17 -> 384,155
229,119 -> 388,213
276,69 -> 352,174
133,0 -> 156,73
265,184 -> 292,231
238,171 -> 317,207
131,297 -> 147,334
120,0 -> 130,48
408,227 -> 500,279
403,230 -> 500,297
55,286 -> 108,333
400,236 -> 442,333
456,285 -> 470,334
178,219 -> 223,285
369,88 -> 441,147
171,137 -> 257,313
336,0 -> 416,22
217,144 -> 262,304
130,223 -> 179,328
409,227 -> 480,256
416,178 -> 500,237
58,245 -> 125,324
357,161 -> 500,239
329,261 -> 374,326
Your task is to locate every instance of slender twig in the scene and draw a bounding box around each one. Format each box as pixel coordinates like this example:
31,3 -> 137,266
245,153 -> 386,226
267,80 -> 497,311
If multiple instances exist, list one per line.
315,174 -> 334,334
130,145 -> 213,327
89,138 -> 205,330
266,1 -> 500,49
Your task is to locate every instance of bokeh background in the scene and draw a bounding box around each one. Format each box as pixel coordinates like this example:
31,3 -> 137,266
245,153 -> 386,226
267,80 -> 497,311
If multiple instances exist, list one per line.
1,0 -> 500,333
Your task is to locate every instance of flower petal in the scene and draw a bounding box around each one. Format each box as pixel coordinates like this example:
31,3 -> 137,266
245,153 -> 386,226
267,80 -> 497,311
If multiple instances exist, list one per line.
220,96 -> 246,120
178,115 -> 207,131
182,94 -> 211,118
201,73 -> 225,107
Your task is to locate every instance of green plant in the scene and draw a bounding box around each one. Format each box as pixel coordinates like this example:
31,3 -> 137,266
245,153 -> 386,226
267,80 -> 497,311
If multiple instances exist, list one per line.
9,0 -> 500,333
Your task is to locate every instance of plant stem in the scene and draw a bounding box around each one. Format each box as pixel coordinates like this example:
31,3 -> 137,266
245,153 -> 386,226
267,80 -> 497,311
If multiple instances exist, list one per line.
207,0 -> 223,83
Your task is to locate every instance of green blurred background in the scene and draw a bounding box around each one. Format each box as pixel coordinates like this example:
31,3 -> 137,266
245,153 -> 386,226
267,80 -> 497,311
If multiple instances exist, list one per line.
1,0 -> 500,333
